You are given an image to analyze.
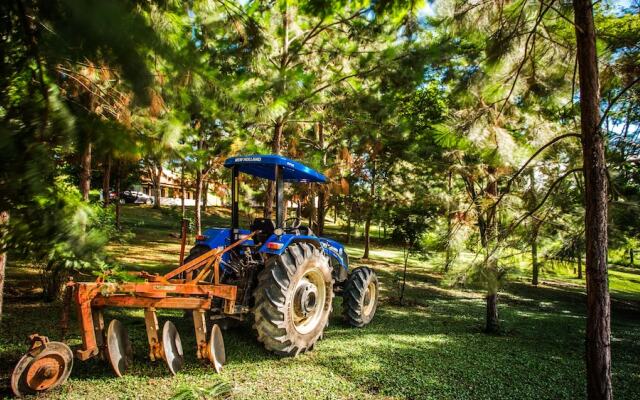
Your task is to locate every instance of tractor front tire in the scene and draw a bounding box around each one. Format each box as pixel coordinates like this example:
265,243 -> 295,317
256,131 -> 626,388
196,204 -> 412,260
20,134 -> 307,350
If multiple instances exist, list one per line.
253,243 -> 333,356
342,267 -> 379,327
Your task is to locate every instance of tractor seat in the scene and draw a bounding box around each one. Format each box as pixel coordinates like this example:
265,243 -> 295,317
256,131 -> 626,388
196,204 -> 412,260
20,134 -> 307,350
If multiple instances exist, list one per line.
250,218 -> 275,244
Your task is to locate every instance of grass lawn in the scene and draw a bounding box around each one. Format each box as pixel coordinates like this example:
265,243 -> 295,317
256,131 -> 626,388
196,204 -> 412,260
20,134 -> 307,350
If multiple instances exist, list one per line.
1,205 -> 639,399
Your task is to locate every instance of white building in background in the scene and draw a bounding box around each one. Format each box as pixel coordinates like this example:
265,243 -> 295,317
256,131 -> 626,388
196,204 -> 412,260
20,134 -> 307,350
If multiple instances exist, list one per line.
138,168 -> 226,207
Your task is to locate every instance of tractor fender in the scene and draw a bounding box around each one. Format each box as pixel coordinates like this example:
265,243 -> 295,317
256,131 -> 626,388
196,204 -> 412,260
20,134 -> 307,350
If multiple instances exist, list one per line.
195,228 -> 255,249
317,237 -> 349,271
259,234 -> 349,271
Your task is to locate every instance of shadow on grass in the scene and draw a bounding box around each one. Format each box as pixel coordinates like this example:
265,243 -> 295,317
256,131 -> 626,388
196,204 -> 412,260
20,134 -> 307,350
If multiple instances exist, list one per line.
2,282 -> 640,400
610,265 -> 640,276
315,295 -> 640,400
2,249 -> 640,399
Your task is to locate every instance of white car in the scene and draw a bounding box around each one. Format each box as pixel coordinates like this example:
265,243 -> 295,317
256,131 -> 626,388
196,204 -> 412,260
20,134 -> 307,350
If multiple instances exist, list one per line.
121,190 -> 153,204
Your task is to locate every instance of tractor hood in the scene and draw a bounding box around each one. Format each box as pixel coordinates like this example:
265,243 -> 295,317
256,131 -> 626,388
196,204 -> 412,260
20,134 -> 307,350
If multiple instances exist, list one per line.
224,155 -> 327,183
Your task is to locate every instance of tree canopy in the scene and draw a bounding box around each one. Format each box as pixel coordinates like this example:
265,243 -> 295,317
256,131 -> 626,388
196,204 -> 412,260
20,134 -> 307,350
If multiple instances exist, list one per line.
1,1 -> 639,399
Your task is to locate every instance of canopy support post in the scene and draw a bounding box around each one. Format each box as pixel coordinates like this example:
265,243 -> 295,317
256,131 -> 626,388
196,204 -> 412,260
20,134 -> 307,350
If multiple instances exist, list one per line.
275,165 -> 284,229
231,166 -> 239,235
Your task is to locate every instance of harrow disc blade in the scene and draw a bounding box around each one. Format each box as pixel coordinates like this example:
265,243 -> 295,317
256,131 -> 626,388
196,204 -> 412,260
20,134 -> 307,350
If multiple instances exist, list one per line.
162,321 -> 184,375
106,319 -> 133,377
208,324 -> 226,373
11,341 -> 73,398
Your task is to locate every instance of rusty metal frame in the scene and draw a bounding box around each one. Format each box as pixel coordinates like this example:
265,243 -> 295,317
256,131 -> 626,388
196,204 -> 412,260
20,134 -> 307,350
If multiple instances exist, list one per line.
69,231 -> 258,361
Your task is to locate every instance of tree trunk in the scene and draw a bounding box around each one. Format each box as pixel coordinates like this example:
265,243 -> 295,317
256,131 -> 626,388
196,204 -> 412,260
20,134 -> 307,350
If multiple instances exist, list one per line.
316,121 -> 326,235
574,1 -> 612,398
363,160 -> 377,260
195,170 -> 203,235
578,249 -> 583,279
204,181 -> 209,213
308,186 -> 317,231
346,198 -> 352,244
400,245 -> 409,305
485,293 -> 499,333
484,167 -> 500,333
102,154 -> 111,207
42,260 -> 66,302
264,2 -> 288,219
152,165 -> 162,209
531,227 -> 539,286
0,211 -> 8,320
265,120 -> 284,218
363,217 -> 372,259
181,162 -> 186,218
80,141 -> 92,201
529,168 -> 539,286
271,115 -> 283,149
317,189 -> 325,235
444,170 -> 453,272
114,162 -> 121,229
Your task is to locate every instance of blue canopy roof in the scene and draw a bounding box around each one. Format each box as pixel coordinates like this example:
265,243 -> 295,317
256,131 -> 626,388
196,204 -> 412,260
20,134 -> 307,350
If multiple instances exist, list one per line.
224,155 -> 327,183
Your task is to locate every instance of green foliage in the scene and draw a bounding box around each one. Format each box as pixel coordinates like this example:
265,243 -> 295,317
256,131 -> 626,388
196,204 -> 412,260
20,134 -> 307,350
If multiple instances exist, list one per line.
597,5 -> 640,263
1,4 -> 639,394
7,178 -> 118,298
163,206 -> 195,232
0,0 -> 194,299
390,209 -> 431,252
398,82 -> 448,136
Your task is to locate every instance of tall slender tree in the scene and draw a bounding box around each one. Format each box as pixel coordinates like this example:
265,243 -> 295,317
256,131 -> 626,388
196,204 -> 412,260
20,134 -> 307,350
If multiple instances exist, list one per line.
0,211 -> 7,319
573,0 -> 611,398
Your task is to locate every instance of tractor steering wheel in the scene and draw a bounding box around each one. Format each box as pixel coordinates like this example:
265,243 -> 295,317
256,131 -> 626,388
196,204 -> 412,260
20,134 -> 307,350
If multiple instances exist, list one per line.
284,217 -> 302,230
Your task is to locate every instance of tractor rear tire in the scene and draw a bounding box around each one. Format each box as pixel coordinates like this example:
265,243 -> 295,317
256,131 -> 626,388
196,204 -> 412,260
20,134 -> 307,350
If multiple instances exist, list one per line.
253,242 -> 333,356
180,245 -> 211,280
184,245 -> 211,263
342,267 -> 379,327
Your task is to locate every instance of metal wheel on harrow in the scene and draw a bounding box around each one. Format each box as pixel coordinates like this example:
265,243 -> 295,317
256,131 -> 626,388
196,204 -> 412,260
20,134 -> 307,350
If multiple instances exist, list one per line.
252,242 -> 333,356
11,335 -> 74,398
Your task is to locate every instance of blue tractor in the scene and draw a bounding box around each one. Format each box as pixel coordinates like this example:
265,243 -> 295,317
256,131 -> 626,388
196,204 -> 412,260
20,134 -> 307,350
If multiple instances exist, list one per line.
185,155 -> 379,355
8,155 -> 380,396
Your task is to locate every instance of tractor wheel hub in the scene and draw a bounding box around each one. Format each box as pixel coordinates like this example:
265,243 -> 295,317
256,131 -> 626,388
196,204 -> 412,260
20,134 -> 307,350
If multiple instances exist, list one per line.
291,269 -> 326,335
294,280 -> 318,316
